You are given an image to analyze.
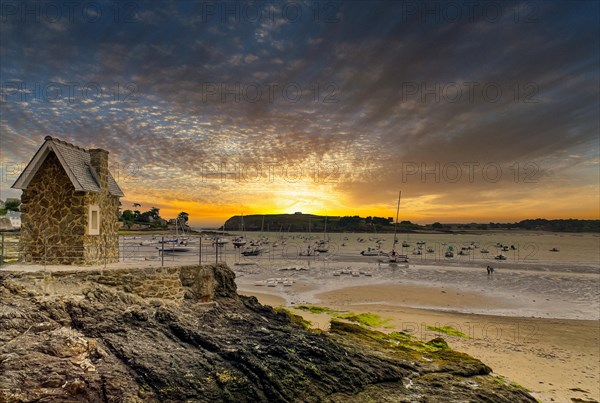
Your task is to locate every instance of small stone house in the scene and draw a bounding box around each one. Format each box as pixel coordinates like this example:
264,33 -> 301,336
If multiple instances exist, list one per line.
12,136 -> 124,264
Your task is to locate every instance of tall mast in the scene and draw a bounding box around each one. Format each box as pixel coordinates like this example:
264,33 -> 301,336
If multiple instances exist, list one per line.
393,191 -> 401,252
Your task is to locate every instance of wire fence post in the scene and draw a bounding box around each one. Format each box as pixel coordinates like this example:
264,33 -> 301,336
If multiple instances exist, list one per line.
199,236 -> 202,265
215,241 -> 218,264
104,235 -> 107,268
160,236 -> 164,266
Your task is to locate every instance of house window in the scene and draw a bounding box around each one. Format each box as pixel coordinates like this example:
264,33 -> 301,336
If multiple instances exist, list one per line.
89,205 -> 100,235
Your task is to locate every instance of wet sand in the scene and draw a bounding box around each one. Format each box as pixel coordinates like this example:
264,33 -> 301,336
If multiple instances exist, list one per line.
238,276 -> 600,403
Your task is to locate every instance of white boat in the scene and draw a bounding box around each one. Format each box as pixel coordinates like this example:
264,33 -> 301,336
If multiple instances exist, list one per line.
212,237 -> 229,246
241,246 -> 263,256
232,237 -> 247,247
361,247 -> 383,256
495,254 -> 507,260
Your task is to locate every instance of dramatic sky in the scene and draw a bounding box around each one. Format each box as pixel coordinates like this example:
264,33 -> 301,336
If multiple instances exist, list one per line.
1,0 -> 598,226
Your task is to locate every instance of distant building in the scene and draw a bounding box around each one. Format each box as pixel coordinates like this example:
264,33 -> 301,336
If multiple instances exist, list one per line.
294,211 -> 303,215
12,136 -> 124,264
6,211 -> 21,228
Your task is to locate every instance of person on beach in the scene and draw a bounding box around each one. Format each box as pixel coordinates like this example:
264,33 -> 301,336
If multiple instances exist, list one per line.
486,266 -> 494,275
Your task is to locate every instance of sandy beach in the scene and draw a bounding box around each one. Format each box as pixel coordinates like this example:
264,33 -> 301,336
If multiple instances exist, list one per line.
236,257 -> 600,403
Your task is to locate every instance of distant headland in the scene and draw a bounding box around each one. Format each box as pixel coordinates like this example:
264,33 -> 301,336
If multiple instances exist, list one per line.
222,214 -> 600,233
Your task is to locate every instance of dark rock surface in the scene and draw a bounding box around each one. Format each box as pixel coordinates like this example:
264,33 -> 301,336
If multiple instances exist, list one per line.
0,264 -> 537,402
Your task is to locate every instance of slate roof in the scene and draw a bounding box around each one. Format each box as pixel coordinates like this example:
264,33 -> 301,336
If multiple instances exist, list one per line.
12,136 -> 124,197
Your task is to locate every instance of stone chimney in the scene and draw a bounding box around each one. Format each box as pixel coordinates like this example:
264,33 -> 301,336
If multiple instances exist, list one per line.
89,149 -> 109,190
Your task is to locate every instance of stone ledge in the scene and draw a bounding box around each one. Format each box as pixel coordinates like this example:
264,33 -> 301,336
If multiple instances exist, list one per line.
0,264 -> 236,302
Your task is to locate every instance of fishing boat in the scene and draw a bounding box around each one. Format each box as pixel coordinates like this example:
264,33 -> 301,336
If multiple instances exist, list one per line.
549,247 -> 560,252
445,250 -> 454,258
494,254 -> 507,260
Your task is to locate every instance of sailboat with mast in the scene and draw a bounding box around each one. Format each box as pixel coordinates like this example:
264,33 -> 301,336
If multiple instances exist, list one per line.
315,216 -> 329,253
213,220 -> 230,246
389,191 -> 409,263
232,214 -> 247,248
156,216 -> 191,253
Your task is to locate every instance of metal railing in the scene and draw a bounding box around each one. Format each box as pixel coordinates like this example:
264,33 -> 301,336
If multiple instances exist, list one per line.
2,233 -> 575,267
0,233 -> 338,268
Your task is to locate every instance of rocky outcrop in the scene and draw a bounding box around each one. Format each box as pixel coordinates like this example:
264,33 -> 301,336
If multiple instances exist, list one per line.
0,264 -> 537,402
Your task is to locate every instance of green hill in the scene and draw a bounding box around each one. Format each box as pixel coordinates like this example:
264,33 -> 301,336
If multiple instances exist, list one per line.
222,215 -> 600,233
222,214 -> 411,233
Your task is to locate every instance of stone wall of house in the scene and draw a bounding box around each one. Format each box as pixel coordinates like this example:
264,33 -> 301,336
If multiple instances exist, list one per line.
19,152 -> 86,264
0,264 -> 225,302
82,192 -> 121,265
82,149 -> 120,265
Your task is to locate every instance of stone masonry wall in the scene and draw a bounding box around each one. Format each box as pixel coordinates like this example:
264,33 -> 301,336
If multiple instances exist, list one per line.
0,264 -> 226,302
83,192 -> 120,265
19,152 -> 86,264
83,149 -> 120,265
